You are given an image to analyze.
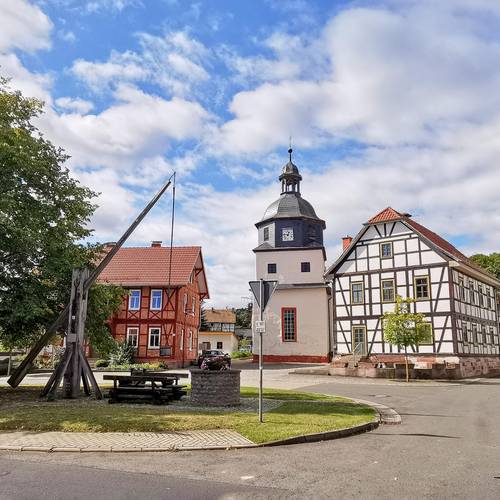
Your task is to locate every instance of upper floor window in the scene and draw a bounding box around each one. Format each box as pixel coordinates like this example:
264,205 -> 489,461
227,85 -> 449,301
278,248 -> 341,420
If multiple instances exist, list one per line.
414,276 -> 430,300
301,262 -> 310,273
150,289 -> 162,310
268,263 -> 277,274
489,327 -> 495,344
482,325 -> 488,344
459,276 -> 465,301
478,285 -> 484,307
351,282 -> 364,304
472,324 -> 478,344
380,242 -> 393,259
183,293 -> 188,313
263,227 -> 270,241
129,290 -> 141,310
282,308 -> 297,342
381,279 -> 395,303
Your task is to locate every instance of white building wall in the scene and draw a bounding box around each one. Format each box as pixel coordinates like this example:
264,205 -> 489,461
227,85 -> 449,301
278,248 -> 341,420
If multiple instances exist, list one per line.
198,333 -> 239,354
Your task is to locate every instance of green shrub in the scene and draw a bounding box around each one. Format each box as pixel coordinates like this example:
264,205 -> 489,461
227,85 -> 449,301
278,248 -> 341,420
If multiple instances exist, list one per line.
109,341 -> 135,366
231,351 -> 252,359
95,359 -> 109,368
107,362 -> 164,371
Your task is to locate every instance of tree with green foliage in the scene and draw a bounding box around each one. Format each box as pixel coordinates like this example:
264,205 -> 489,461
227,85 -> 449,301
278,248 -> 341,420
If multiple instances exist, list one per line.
470,253 -> 500,280
0,77 -> 122,354
235,304 -> 252,329
86,284 -> 126,358
382,296 -> 431,382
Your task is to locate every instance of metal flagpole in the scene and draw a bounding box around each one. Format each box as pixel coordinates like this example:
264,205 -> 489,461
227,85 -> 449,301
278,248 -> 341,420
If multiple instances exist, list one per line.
259,278 -> 264,423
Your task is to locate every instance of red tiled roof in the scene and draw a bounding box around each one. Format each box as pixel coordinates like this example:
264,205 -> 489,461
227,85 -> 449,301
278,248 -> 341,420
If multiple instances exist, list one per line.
97,246 -> 203,287
367,207 -> 403,223
366,207 -> 497,281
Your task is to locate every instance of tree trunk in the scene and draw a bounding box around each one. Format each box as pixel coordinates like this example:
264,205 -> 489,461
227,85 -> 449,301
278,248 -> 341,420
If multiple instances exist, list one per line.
404,345 -> 409,383
7,350 -> 12,377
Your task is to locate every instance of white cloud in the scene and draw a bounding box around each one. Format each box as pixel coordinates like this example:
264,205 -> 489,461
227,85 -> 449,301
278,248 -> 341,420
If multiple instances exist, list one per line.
55,96 -> 94,113
71,30 -> 210,96
41,85 -> 210,171
0,0 -> 52,53
0,53 -> 53,103
85,0 -> 141,13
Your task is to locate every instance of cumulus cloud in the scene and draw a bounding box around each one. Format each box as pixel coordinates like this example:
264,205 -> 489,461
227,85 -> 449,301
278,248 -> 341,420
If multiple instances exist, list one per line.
0,0 -> 52,53
55,96 -> 94,113
71,30 -> 210,96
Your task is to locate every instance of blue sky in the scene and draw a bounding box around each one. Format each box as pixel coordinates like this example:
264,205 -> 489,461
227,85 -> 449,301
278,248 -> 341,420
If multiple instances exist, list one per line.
2,0 -> 500,305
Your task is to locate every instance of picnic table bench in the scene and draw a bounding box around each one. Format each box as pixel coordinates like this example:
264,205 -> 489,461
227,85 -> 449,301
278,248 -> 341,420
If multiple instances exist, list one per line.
104,371 -> 188,405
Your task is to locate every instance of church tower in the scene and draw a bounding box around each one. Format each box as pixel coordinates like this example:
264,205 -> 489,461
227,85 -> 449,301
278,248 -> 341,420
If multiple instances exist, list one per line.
253,149 -> 330,363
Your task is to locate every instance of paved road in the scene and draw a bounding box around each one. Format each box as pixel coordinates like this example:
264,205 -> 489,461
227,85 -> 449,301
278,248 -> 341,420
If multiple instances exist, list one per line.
1,366 -> 500,499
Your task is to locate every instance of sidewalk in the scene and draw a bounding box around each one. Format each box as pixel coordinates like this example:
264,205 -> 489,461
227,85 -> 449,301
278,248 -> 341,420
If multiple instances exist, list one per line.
0,429 -> 255,452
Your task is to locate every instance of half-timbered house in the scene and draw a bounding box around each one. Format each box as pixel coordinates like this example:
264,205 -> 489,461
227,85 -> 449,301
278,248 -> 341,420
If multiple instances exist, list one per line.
97,242 -> 209,367
325,207 -> 500,378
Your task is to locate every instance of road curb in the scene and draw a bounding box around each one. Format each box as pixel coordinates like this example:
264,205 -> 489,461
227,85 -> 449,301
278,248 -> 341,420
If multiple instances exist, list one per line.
0,397 -> 400,453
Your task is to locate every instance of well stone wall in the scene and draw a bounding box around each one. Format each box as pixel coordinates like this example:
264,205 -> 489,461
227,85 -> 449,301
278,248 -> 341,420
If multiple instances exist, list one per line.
189,369 -> 241,406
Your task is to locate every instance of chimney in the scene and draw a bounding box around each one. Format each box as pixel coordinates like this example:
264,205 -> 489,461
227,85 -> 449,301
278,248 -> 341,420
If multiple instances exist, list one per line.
151,241 -> 162,247
342,236 -> 353,251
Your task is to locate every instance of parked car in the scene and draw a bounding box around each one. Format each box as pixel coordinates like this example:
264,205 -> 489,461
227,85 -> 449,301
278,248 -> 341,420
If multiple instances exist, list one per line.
197,350 -> 231,369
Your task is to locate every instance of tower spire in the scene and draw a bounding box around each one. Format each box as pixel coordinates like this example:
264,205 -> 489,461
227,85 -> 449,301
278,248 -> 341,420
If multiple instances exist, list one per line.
279,146 -> 302,195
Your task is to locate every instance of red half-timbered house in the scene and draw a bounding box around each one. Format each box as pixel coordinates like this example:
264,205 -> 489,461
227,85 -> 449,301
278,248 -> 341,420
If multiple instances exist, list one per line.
98,242 -> 209,367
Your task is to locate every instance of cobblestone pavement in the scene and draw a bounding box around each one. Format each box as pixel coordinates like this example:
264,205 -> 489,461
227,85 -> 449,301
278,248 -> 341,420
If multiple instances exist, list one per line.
0,429 -> 254,452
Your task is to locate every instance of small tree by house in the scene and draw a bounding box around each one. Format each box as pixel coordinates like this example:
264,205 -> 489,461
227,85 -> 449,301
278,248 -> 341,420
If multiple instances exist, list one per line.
382,296 -> 431,382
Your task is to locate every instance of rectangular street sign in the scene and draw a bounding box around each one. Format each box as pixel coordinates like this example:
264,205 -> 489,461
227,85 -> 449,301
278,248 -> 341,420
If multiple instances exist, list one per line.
255,320 -> 265,333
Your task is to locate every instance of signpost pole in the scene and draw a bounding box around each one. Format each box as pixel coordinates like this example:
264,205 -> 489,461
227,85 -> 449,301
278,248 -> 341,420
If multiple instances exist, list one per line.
259,278 -> 264,423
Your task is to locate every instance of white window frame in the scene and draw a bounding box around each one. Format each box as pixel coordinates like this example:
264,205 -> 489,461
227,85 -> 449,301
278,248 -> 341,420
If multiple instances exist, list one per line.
126,326 -> 139,348
150,289 -> 162,310
350,282 -> 364,304
129,289 -> 141,310
380,242 -> 393,259
148,327 -> 160,349
180,328 -> 184,351
414,275 -> 430,300
189,330 -> 193,351
381,279 -> 396,303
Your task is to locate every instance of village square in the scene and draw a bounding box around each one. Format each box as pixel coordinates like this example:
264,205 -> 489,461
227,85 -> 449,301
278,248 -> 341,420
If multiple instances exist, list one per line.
1,1 -> 500,499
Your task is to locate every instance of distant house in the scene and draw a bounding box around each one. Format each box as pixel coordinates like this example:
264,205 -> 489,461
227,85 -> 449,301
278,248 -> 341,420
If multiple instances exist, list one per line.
97,242 -> 209,367
199,309 -> 238,354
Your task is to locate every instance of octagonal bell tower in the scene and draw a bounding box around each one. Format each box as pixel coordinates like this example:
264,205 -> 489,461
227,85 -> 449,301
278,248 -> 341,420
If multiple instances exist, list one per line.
252,149 -> 330,363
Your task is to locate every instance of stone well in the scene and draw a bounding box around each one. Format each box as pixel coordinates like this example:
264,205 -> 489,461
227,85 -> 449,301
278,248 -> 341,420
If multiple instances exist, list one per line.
189,369 -> 241,406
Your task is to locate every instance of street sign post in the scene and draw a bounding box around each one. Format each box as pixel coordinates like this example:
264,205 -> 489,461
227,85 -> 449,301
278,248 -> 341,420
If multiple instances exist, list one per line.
249,279 -> 277,423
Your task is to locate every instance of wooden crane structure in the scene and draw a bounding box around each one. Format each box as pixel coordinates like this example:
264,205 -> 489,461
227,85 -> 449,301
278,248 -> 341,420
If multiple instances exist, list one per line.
8,174 -> 175,399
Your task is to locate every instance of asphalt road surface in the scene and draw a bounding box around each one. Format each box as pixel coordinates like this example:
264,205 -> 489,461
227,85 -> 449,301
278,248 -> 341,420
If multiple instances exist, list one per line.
1,371 -> 500,499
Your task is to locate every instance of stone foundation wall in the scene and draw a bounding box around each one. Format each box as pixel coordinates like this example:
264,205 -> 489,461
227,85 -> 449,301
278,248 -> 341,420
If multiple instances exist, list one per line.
190,369 -> 241,406
331,354 -> 500,379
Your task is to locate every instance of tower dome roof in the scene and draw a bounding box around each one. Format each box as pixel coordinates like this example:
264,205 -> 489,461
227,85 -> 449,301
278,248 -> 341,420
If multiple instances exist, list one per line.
261,193 -> 321,222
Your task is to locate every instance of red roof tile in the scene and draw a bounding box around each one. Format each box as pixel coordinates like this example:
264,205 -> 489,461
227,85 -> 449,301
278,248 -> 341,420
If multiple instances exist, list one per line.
97,246 -> 204,288
367,207 -> 403,223
366,207 -> 497,281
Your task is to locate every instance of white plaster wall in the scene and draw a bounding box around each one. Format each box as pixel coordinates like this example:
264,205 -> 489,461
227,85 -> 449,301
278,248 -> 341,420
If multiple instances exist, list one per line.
198,333 -> 239,354
256,248 -> 325,284
252,287 -> 329,357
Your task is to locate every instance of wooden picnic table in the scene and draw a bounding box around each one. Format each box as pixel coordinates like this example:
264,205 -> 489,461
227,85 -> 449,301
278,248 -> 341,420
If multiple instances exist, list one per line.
103,372 -> 188,404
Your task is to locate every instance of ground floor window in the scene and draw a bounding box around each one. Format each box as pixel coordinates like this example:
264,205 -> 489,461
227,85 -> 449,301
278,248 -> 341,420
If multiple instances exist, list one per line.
217,341 -> 223,349
352,325 -> 366,355
282,308 -> 297,342
148,327 -> 160,348
201,341 -> 210,350
126,327 -> 139,347
416,323 -> 433,345
189,330 -> 193,350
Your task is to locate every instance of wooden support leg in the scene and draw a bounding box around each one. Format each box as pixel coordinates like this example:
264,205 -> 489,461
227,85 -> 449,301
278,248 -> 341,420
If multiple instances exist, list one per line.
79,347 -> 102,399
81,366 -> 91,396
41,347 -> 73,400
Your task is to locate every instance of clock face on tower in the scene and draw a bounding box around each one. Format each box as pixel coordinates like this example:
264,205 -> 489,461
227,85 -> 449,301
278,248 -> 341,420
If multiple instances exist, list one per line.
282,228 -> 294,241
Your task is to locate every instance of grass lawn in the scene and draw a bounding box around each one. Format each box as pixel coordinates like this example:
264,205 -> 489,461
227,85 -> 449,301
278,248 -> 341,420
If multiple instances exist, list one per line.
0,386 -> 376,444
